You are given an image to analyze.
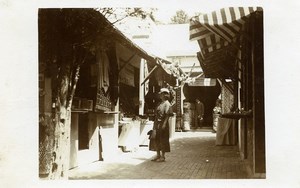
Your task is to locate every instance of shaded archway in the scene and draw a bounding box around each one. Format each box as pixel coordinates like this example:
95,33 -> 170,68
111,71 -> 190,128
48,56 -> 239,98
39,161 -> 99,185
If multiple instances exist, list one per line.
183,81 -> 221,127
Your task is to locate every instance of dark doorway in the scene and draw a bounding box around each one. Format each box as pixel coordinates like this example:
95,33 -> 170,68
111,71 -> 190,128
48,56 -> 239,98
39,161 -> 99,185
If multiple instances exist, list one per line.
78,113 -> 89,150
183,82 -> 221,127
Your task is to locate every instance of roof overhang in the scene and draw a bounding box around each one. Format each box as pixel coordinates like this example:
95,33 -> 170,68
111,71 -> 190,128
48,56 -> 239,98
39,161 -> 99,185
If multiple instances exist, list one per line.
100,13 -> 182,84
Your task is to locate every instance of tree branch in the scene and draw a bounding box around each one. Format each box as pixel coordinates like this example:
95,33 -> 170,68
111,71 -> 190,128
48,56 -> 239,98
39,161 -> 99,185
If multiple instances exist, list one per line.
66,52 -> 86,110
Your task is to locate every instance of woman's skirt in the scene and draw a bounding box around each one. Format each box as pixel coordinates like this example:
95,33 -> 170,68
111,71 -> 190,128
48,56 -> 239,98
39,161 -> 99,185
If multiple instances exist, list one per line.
149,122 -> 170,152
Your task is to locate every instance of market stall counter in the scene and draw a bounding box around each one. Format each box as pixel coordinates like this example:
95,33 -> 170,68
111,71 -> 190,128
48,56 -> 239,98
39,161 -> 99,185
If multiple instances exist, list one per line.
118,119 -> 140,152
139,120 -> 154,146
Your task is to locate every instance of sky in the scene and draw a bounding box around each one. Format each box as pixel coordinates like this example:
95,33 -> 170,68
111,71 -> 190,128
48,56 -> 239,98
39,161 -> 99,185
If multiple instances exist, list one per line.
142,2 -> 264,23
153,6 -> 214,23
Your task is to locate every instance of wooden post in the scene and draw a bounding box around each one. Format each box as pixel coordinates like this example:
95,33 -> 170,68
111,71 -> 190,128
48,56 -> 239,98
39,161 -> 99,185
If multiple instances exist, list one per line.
139,59 -> 145,115
252,12 -> 265,175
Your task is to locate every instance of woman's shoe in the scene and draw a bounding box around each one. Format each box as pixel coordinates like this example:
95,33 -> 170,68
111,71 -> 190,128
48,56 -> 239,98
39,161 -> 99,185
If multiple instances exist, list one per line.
156,157 -> 165,162
151,156 -> 161,161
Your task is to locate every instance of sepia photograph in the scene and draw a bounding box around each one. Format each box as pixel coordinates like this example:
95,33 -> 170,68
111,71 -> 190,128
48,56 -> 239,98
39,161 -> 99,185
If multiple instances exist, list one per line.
38,6 -> 265,180
1,0 -> 300,188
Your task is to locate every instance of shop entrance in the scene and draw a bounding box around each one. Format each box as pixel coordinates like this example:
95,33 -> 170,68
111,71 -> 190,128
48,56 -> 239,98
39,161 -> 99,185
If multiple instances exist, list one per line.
78,113 -> 89,150
182,81 -> 221,128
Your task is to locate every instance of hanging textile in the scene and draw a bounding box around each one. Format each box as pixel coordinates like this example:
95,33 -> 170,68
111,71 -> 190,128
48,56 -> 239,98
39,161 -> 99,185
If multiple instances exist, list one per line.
144,61 -> 149,95
106,44 -> 119,106
97,50 -> 110,95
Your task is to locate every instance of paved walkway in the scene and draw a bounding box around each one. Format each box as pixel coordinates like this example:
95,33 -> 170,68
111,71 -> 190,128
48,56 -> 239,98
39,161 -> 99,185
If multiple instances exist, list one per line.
69,130 -> 251,179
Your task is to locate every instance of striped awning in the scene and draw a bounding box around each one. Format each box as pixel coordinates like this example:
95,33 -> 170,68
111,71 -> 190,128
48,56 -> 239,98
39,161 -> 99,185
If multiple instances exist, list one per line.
190,7 -> 262,78
197,45 -> 237,78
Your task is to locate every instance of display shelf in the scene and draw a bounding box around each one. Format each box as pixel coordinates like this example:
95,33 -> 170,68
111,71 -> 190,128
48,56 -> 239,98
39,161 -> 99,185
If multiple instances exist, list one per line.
221,110 -> 252,120
71,109 -> 89,113
104,111 -> 119,114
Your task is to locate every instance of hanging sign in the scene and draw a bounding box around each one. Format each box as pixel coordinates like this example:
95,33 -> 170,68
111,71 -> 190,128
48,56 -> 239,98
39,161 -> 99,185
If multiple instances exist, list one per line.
95,88 -> 112,111
176,87 -> 181,115
188,78 -> 216,86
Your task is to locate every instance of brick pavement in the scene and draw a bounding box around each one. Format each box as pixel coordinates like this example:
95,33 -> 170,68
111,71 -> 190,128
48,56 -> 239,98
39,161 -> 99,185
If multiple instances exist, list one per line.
69,130 -> 252,179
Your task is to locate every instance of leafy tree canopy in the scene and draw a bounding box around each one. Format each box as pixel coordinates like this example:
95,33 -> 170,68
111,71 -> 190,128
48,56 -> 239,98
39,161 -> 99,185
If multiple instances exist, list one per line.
39,8 -> 154,69
170,10 -> 189,24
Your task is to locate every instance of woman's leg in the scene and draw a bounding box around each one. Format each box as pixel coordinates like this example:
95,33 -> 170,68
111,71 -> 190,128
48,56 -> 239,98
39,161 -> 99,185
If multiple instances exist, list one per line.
161,151 -> 165,159
156,151 -> 165,162
151,150 -> 161,161
156,150 -> 161,158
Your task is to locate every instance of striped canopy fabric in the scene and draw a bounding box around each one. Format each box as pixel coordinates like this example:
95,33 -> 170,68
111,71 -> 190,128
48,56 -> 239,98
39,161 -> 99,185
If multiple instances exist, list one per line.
190,7 -> 262,78
197,45 -> 237,78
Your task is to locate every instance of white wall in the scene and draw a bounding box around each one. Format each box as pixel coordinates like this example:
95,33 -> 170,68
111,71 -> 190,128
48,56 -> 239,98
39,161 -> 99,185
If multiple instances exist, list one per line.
166,55 -> 202,73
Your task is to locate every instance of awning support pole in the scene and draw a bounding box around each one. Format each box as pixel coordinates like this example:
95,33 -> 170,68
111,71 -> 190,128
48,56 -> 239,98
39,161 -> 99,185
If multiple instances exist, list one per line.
139,59 -> 146,115
141,65 -> 158,86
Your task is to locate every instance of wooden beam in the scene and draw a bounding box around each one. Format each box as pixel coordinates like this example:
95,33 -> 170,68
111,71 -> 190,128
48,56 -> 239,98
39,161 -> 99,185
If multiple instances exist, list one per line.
118,53 -> 136,74
141,65 -> 158,86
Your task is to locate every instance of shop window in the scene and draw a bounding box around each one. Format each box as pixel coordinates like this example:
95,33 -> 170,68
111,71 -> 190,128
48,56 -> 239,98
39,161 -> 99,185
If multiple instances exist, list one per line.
78,113 -> 89,150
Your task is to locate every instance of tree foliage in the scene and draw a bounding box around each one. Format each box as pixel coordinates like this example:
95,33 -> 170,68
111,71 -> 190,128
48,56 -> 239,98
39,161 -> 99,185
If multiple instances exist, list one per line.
98,8 -> 157,24
170,10 -> 189,24
39,8 -> 155,68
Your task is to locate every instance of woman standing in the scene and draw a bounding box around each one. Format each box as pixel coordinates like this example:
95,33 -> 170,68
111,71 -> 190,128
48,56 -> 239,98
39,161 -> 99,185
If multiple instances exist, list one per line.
149,88 -> 173,162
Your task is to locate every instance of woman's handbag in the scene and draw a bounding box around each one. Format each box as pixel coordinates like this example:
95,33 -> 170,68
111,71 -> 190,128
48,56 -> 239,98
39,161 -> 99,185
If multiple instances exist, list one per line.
147,130 -> 156,139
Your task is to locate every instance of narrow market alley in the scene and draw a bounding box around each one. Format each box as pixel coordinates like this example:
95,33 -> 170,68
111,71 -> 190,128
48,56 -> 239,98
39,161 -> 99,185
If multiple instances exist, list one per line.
37,7 -> 266,182
69,129 -> 251,179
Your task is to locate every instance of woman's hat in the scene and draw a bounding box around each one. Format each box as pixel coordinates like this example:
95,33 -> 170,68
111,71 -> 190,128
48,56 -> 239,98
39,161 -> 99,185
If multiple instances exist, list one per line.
158,88 -> 169,94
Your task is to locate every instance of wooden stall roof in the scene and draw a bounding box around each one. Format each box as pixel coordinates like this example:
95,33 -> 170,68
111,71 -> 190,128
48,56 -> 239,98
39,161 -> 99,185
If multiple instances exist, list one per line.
98,12 -> 180,81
